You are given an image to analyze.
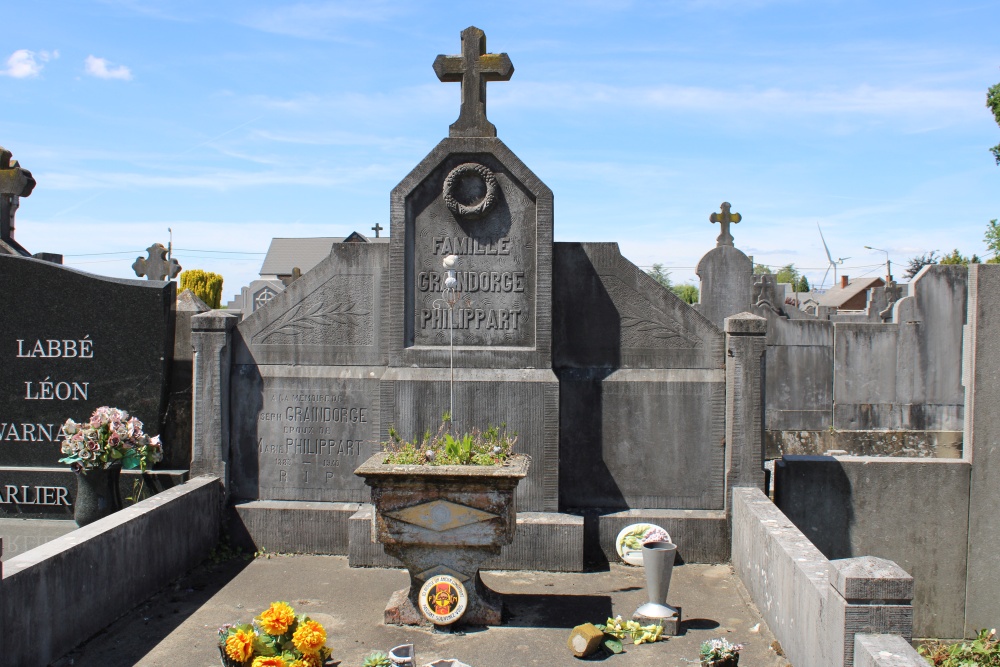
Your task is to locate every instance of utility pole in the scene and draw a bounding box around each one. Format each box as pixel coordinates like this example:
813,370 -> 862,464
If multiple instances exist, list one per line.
864,245 -> 892,283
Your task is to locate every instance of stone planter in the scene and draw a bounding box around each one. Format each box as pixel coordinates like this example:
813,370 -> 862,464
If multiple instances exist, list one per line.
355,453 -> 530,626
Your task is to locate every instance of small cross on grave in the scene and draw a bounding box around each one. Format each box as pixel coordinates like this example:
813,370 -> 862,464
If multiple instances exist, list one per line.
132,243 -> 181,281
0,146 -> 37,254
433,26 -> 514,138
709,202 -> 742,248
371,222 -> 383,238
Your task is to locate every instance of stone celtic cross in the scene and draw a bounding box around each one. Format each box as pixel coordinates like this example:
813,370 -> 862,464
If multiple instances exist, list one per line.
709,202 -> 742,248
132,243 -> 181,281
0,146 -> 36,248
433,26 -> 514,138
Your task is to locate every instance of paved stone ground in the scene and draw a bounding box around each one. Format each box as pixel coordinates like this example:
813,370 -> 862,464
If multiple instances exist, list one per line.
53,553 -> 791,667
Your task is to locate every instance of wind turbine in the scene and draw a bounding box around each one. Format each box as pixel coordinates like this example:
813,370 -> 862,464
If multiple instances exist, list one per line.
818,223 -> 850,291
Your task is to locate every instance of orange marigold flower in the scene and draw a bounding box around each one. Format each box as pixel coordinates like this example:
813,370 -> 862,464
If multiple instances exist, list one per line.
251,657 -> 287,667
225,628 -> 256,663
257,601 -> 296,635
290,654 -> 322,667
291,619 -> 327,654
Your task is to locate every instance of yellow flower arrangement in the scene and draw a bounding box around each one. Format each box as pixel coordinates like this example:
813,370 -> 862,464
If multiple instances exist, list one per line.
252,657 -> 287,667
225,627 -> 257,662
218,601 -> 332,667
291,620 -> 326,655
258,601 -> 296,635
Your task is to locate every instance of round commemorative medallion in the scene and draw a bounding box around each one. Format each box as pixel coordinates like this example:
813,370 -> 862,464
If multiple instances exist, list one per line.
418,574 -> 468,625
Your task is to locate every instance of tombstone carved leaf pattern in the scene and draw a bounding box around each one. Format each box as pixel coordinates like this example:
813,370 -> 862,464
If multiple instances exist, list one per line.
253,275 -> 375,346
604,276 -> 700,348
267,301 -> 370,337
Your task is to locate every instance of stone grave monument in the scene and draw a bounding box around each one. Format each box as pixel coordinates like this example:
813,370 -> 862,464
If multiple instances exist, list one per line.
0,255 -> 178,517
196,26 -> 766,570
0,146 -> 36,257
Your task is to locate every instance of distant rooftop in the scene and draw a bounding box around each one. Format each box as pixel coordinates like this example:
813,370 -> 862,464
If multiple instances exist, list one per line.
258,234 -> 388,277
816,276 -> 885,309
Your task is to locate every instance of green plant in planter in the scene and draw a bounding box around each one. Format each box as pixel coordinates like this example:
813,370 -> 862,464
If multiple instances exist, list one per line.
361,651 -> 393,667
382,413 -> 517,466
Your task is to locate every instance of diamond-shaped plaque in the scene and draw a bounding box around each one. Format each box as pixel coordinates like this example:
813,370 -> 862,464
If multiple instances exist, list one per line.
386,499 -> 498,532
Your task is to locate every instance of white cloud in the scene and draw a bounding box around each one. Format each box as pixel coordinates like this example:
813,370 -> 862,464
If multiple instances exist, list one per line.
84,55 -> 133,81
0,49 -> 58,78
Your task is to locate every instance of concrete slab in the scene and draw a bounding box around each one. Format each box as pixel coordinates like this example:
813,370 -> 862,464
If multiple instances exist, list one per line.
53,554 -> 790,667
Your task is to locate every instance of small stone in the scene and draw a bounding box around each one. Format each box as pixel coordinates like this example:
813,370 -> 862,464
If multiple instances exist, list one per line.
567,622 -> 605,657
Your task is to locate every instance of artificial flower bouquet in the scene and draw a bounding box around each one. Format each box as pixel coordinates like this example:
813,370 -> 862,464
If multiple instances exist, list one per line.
218,601 -> 332,667
59,406 -> 163,473
700,637 -> 743,665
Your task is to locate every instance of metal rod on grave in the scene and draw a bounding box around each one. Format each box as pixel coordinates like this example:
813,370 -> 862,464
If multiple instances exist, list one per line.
443,254 -> 460,428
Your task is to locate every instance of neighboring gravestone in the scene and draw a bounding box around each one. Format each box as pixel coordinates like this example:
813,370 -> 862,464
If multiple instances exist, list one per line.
695,202 -> 754,329
132,242 -> 181,281
0,146 -> 36,257
0,255 -> 176,517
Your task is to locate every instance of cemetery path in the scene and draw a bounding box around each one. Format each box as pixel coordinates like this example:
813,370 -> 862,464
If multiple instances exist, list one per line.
53,554 -> 790,667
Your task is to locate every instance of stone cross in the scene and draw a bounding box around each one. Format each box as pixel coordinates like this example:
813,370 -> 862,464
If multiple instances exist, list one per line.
132,243 -> 181,281
709,202 -> 742,248
433,26 -> 514,138
0,146 -> 36,250
371,222 -> 383,238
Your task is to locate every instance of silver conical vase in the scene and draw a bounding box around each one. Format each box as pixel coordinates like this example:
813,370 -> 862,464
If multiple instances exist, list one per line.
635,541 -> 679,618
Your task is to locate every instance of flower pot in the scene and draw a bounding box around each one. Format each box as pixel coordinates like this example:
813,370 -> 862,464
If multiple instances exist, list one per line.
355,453 -> 530,626
702,657 -> 739,667
74,463 -> 123,526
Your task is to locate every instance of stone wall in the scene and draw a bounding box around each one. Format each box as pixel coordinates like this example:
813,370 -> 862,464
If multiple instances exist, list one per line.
1,476 -> 221,665
732,487 -> 914,667
774,455 -> 970,638
757,265 -> 967,448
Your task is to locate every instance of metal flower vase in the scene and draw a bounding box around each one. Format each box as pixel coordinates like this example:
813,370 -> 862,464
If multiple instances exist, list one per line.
635,541 -> 679,619
74,463 -> 123,526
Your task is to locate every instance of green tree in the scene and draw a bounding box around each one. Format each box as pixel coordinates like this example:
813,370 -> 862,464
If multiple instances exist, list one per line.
179,269 -> 224,309
775,263 -> 800,285
985,219 -> 1000,263
796,275 -> 810,292
904,251 -> 938,280
939,249 -> 981,266
753,263 -> 772,275
989,81 -> 1000,165
671,284 -> 699,304
646,263 -> 672,288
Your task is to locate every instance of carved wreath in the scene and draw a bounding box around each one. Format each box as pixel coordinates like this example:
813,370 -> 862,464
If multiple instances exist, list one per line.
443,162 -> 498,219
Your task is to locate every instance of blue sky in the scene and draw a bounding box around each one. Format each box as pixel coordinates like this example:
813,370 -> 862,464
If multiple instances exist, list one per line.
3,1 -> 998,302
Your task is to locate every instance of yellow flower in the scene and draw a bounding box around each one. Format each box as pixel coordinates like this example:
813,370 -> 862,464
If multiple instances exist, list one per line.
290,654 -> 322,667
291,619 -> 327,654
257,601 -> 296,635
251,657 -> 287,667
225,628 -> 256,663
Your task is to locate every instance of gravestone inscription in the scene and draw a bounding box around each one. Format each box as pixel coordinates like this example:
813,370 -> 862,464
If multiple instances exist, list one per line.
228,243 -> 387,502
0,255 -> 175,517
